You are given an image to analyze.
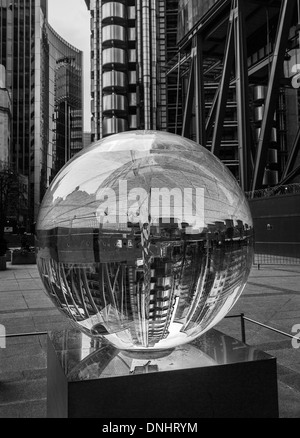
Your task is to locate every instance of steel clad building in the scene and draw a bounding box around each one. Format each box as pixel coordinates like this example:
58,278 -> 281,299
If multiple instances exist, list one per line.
0,0 -> 83,224
85,0 -> 176,140
170,0 -> 300,192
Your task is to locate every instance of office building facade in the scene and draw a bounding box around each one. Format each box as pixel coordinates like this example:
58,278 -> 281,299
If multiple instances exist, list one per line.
85,0 -> 174,140
0,0 -> 83,225
0,65 -> 11,164
165,0 -> 181,134
47,25 -> 84,182
171,0 -> 300,192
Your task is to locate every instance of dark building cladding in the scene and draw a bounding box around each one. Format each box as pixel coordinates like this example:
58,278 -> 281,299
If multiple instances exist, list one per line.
168,0 -> 300,192
0,0 -> 83,225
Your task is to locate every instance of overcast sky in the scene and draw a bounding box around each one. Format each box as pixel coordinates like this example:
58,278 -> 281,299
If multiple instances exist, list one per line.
48,0 -> 91,132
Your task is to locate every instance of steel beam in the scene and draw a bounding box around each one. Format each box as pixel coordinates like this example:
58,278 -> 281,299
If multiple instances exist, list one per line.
211,4 -> 235,157
175,52 -> 181,135
281,125 -> 300,181
195,35 -> 206,146
279,164 -> 300,186
182,56 -> 195,139
166,53 -> 191,77
206,87 -> 219,140
177,0 -> 231,52
234,0 -> 252,191
251,0 -> 297,192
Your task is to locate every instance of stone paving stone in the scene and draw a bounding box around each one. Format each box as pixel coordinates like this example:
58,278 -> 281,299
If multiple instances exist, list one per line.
0,282 -> 20,292
268,350 -> 300,375
0,299 -> 28,312
29,308 -> 62,317
0,272 -> 16,280
280,375 -> 300,395
0,368 -> 46,383
0,309 -> 32,319
0,344 -> 47,374
277,382 -> 300,419
0,316 -> 37,335
4,335 -> 47,348
0,292 -> 24,301
0,375 -> 47,405
271,310 -> 300,320
267,318 -> 300,335
0,399 -> 46,419
33,321 -> 73,333
23,300 -> 53,310
254,340 -> 292,352
276,299 -> 300,312
17,280 -> 43,290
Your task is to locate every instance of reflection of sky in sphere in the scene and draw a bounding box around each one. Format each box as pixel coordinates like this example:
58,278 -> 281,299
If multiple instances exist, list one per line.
38,131 -> 252,231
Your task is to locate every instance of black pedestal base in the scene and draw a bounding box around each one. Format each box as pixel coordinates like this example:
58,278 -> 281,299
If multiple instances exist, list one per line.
47,329 -> 279,419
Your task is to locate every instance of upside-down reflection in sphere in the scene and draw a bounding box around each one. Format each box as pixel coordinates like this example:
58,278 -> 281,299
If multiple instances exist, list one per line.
36,131 -> 254,352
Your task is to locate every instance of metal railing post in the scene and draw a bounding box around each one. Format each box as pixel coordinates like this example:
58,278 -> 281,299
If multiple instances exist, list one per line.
241,313 -> 246,343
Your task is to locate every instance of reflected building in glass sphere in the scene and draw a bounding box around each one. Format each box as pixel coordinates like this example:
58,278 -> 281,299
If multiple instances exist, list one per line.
36,131 -> 254,352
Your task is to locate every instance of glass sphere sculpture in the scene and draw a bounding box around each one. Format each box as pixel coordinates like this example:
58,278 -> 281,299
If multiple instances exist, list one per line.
36,131 -> 254,352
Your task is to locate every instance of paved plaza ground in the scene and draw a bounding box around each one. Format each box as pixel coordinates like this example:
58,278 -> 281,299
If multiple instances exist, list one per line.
0,262 -> 300,418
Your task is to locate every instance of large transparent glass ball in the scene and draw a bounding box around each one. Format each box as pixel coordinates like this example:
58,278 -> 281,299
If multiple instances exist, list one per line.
36,131 -> 253,352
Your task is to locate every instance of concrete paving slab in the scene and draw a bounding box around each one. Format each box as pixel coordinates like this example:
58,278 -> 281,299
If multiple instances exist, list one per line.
277,382 -> 300,418
0,299 -> 28,312
16,281 -> 44,291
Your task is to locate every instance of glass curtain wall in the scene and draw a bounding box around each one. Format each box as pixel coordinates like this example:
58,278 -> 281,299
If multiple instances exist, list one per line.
0,0 -> 83,225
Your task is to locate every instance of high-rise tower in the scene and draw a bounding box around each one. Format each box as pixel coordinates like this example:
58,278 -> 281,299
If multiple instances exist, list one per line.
0,0 -> 83,225
0,65 -> 11,164
85,0 -> 171,140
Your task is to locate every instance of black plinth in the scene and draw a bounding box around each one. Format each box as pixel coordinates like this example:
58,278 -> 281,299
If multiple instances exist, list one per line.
47,329 -> 279,419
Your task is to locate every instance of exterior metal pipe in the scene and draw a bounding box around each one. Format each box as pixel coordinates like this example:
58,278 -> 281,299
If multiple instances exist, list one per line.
234,0 -> 252,192
211,3 -> 235,157
205,87 -> 220,138
101,1 -> 128,136
182,56 -> 195,138
151,0 -> 157,130
175,52 -> 181,135
136,0 -> 142,128
195,34 -> 206,146
142,0 -> 151,130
